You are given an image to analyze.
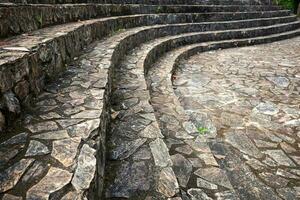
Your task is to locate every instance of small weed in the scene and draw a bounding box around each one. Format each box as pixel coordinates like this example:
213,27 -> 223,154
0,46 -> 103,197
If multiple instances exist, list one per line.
36,14 -> 43,28
197,126 -> 209,135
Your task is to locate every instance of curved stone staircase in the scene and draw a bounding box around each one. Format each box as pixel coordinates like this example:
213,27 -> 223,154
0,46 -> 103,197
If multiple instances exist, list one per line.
0,0 -> 299,199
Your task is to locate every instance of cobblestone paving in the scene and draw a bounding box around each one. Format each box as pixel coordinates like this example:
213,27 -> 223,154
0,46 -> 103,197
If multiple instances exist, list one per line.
171,36 -> 300,199
0,41 -> 110,199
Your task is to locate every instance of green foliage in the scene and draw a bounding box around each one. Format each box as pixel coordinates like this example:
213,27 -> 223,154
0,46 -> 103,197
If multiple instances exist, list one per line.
197,126 -> 209,135
273,0 -> 297,11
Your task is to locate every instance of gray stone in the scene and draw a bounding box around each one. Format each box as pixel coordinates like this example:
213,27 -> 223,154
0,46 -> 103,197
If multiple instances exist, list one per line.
139,122 -> 164,138
276,169 -> 300,180
259,172 -> 289,188
25,140 -> 50,157
51,137 -> 81,167
196,178 -> 218,190
67,119 -> 100,139
3,91 -> 21,115
26,121 -> 59,133
187,188 -> 213,200
31,130 -> 69,140
56,119 -> 84,128
106,161 -> 150,198
264,150 -> 296,167
267,76 -> 289,87
197,153 -> 219,166
2,194 -> 22,200
0,132 -> 27,146
253,102 -> 279,115
0,159 -> 34,192
0,111 -> 5,131
194,167 -> 233,189
277,187 -> 298,200
21,161 -> 47,184
71,109 -> 101,119
72,144 -> 96,190
149,138 -> 172,167
171,154 -> 193,187
253,139 -> 277,148
175,145 -> 193,155
132,147 -> 151,161
183,121 -> 197,134
157,167 -> 179,197
224,131 -> 263,159
110,138 -> 147,160
27,167 -> 72,200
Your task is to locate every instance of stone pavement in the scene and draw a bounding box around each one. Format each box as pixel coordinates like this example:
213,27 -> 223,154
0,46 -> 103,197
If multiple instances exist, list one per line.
172,36 -> 300,199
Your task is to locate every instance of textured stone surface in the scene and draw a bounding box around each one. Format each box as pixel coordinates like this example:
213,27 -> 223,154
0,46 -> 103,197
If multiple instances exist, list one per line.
157,167 -> 179,197
0,159 -> 34,192
72,144 -> 96,191
27,167 -> 72,200
25,140 -> 50,157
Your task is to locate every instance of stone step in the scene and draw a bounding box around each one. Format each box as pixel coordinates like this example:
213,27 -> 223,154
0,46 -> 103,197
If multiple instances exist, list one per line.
1,12 -> 299,198
0,4 -> 288,38
6,0 -> 272,5
1,13 -> 295,130
103,22 -> 300,199
144,32 -> 300,199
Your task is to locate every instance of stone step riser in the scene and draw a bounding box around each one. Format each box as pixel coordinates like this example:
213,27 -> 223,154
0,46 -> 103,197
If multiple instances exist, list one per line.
0,7 -> 291,38
8,0 -> 272,5
175,30 -> 300,65
143,23 -> 300,75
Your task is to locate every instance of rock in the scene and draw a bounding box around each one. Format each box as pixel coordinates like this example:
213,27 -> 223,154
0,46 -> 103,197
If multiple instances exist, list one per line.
0,132 -> 27,146
157,167 -> 179,197
259,172 -> 289,188
51,137 -> 81,167
133,147 -> 151,161
149,138 -> 172,167
187,188 -> 213,200
61,190 -> 84,200
277,187 -> 299,200
264,150 -> 296,167
253,139 -> 277,148
215,191 -> 239,200
72,144 -> 96,191
0,159 -> 34,192
224,131 -> 263,159
194,167 -> 233,190
106,161 -> 150,198
253,102 -> 279,115
197,153 -> 219,166
110,138 -> 147,160
182,121 -> 197,134
25,140 -> 50,157
139,122 -> 164,138
184,137 -> 210,153
171,154 -> 193,187
14,80 -> 30,99
0,111 -> 5,131
27,167 -> 72,200
2,194 -> 22,200
188,158 -> 203,168
280,142 -> 296,154
175,145 -> 193,155
26,121 -> 59,133
276,169 -> 300,180
31,130 -> 70,140
71,109 -> 101,119
3,91 -> 21,115
267,76 -> 289,87
67,119 -> 100,139
196,178 -> 218,190
21,161 -> 47,184
246,159 -> 267,171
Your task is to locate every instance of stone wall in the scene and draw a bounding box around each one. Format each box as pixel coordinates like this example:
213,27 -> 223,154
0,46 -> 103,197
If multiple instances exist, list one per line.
3,0 -> 273,4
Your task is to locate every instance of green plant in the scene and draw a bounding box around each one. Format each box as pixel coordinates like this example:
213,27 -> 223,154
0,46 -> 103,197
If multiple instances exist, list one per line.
36,14 -> 43,28
197,126 -> 209,135
273,0 -> 298,12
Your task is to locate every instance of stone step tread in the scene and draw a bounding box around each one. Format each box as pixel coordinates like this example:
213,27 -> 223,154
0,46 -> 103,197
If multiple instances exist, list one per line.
144,31 -> 300,199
